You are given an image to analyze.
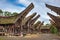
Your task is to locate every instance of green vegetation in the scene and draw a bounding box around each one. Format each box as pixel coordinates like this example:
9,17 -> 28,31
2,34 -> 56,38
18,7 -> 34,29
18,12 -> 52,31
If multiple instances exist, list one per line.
50,25 -> 58,34
0,9 -> 18,16
44,24 -> 58,34
0,9 -> 19,24
4,11 -> 12,16
12,12 -> 18,16
0,9 -> 3,16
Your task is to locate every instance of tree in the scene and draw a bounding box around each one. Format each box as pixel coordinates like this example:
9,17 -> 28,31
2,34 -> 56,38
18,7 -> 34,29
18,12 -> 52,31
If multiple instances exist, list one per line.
4,11 -> 12,16
12,12 -> 18,16
50,25 -> 58,34
45,24 -> 58,34
0,9 -> 18,16
45,24 -> 50,26
4,11 -> 7,16
7,12 -> 12,16
0,9 -> 3,16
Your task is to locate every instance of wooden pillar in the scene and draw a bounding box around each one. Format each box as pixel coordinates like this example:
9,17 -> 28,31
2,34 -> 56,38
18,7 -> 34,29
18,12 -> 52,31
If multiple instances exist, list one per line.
20,25 -> 23,36
27,23 -> 30,34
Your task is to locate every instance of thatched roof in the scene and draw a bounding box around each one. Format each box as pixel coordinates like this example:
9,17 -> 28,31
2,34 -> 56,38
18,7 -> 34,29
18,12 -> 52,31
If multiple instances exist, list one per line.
47,13 -> 60,27
47,13 -> 60,22
40,26 -> 50,29
34,21 -> 41,28
0,3 -> 34,24
46,4 -> 60,15
49,19 -> 56,26
0,15 -> 18,24
22,13 -> 36,25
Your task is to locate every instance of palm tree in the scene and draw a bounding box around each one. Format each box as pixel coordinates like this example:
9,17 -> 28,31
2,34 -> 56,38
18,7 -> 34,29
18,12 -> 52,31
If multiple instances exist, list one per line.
0,9 -> 3,16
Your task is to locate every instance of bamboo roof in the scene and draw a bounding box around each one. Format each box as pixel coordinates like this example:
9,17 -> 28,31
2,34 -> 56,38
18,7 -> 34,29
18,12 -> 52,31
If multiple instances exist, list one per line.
47,13 -> 60,22
47,13 -> 60,27
36,21 -> 44,29
0,3 -> 34,24
29,15 -> 40,25
46,4 -> 60,15
34,21 -> 41,28
22,13 -> 36,25
49,19 -> 56,26
0,15 -> 18,24
40,26 -> 50,29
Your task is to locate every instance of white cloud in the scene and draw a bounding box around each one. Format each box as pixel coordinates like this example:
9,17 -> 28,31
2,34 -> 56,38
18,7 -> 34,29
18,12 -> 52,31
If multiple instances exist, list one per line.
0,0 -> 25,13
43,0 -> 60,7
18,0 -> 59,24
0,0 -> 60,24
18,0 -> 31,6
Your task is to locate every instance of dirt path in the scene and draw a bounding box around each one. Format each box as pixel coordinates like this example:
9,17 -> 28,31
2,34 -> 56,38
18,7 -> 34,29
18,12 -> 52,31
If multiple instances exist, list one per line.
0,34 -> 60,40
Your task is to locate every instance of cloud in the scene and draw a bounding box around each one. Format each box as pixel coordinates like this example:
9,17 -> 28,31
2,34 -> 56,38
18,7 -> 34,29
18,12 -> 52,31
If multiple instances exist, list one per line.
0,0 -> 25,13
43,0 -> 60,7
0,0 -> 60,24
18,0 -> 31,6
6,0 -> 26,7
18,0 -> 50,23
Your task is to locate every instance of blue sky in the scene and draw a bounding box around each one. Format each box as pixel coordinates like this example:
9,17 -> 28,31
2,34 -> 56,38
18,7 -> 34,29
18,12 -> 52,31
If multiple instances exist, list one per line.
0,0 -> 60,24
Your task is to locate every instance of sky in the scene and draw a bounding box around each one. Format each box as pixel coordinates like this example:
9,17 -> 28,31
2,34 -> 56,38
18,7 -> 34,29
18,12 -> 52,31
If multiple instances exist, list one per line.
0,0 -> 60,24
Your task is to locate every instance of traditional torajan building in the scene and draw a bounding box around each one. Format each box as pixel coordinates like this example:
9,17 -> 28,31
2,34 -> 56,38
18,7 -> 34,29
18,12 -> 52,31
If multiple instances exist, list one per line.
46,4 -> 60,32
0,3 -> 43,36
40,25 -> 51,33
49,19 -> 56,26
33,21 -> 44,33
28,15 -> 40,33
46,4 -> 60,15
30,21 -> 43,33
21,13 -> 37,34
47,13 -> 60,31
0,26 -> 5,36
0,3 -> 34,36
33,21 -> 41,31
36,21 -> 44,32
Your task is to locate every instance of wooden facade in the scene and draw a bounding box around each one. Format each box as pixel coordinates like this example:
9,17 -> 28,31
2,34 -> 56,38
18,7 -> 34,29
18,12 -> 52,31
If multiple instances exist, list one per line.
46,4 -> 60,32
35,21 -> 44,33
21,13 -> 37,34
28,15 -> 40,33
40,26 -> 50,33
0,3 -> 34,36
47,13 -> 60,31
0,3 -> 43,36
